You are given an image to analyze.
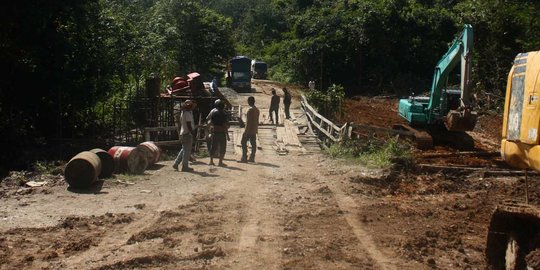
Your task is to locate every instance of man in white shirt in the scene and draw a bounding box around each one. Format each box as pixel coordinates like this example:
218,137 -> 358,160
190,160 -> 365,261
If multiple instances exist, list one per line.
173,100 -> 196,172
308,80 -> 315,91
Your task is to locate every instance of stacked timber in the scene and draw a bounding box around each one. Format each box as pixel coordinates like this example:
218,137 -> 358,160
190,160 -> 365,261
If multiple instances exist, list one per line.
136,141 -> 161,165
108,146 -> 148,174
90,148 -> 114,178
64,151 -> 102,188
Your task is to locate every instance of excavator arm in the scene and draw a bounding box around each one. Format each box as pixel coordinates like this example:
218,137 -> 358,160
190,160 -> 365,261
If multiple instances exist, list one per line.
398,24 -> 477,132
432,24 -> 477,131
427,24 -> 473,118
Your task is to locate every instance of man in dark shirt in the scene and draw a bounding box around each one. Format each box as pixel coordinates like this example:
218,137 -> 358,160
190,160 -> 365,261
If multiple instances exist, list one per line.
209,101 -> 229,166
269,88 -> 280,125
283,87 -> 292,119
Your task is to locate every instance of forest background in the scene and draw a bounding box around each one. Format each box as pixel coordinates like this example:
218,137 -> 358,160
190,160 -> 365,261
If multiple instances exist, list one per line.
1,0 -> 539,173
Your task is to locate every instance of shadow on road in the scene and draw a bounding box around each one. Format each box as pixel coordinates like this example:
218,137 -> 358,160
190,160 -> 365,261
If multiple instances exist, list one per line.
146,164 -> 165,170
220,165 -> 245,171
67,180 -> 106,194
188,171 -> 219,177
251,162 -> 279,168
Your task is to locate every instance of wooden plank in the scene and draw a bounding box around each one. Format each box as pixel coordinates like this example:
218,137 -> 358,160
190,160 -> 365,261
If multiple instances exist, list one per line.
351,124 -> 413,137
153,140 -> 180,146
144,126 -> 178,132
417,164 -> 540,176
418,151 -> 500,159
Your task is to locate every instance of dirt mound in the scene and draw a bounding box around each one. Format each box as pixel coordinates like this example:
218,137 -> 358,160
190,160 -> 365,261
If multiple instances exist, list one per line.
338,96 -> 504,168
0,170 -> 65,198
127,224 -> 189,244
349,169 -> 486,196
0,213 -> 134,269
335,97 -> 406,128
95,254 -> 177,270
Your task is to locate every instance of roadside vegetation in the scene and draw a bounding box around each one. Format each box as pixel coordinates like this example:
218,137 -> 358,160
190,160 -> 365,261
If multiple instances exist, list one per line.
326,137 -> 415,169
306,84 -> 345,118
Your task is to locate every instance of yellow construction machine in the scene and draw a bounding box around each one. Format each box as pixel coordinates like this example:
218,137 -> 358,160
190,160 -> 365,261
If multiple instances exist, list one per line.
486,51 -> 540,269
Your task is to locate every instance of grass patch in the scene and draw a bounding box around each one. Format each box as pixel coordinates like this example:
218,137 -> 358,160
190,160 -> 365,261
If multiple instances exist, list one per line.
325,137 -> 415,169
32,160 -> 63,175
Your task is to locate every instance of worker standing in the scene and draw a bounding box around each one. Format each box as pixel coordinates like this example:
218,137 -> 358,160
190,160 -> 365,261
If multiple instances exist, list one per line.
240,96 -> 260,163
173,100 -> 196,172
208,100 -> 229,167
211,77 -> 218,94
269,89 -> 280,125
308,80 -> 315,91
283,87 -> 292,119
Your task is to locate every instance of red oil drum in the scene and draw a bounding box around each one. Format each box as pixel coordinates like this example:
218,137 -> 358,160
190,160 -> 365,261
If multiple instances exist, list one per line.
64,151 -> 102,188
108,146 -> 148,174
172,79 -> 189,90
136,141 -> 161,165
90,148 -> 114,178
172,76 -> 184,85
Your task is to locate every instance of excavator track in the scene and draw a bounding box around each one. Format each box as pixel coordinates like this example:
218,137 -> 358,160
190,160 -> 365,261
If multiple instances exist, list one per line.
486,202 -> 540,269
392,124 -> 433,150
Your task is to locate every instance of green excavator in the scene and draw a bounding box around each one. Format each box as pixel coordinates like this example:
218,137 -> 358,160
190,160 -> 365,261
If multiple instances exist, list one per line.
397,24 -> 477,149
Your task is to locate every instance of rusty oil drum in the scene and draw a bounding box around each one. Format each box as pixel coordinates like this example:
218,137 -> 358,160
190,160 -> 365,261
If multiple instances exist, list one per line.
108,146 -> 147,174
64,151 -> 102,188
90,148 -> 114,178
136,141 -> 161,165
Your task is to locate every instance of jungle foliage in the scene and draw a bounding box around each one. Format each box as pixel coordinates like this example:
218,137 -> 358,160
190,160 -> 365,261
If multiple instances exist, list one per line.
209,0 -> 540,98
0,0 -> 234,171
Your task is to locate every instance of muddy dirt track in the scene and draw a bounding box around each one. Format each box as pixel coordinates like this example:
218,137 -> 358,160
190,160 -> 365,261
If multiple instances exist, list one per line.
1,81 -> 538,269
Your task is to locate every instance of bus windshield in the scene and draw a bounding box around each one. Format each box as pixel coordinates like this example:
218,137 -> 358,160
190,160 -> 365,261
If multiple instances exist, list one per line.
233,72 -> 250,80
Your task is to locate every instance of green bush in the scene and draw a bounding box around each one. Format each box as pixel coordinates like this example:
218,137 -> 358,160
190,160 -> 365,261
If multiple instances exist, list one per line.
325,137 -> 415,169
307,84 -> 345,118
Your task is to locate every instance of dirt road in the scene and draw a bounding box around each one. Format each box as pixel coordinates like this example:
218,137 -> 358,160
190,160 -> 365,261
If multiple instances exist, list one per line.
1,81 -> 536,269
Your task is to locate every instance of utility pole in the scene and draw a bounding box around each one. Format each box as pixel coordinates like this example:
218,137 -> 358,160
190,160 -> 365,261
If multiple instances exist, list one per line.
320,51 -> 323,91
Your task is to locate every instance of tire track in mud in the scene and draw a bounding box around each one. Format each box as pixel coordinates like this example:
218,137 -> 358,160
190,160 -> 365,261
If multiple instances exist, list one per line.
63,179 -> 223,269
62,208 -> 164,269
330,187 -> 416,270
233,157 -> 283,269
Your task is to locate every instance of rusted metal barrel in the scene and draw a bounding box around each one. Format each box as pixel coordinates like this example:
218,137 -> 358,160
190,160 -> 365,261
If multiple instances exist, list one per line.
137,141 -> 161,165
90,148 -> 114,178
108,146 -> 147,174
64,151 -> 102,188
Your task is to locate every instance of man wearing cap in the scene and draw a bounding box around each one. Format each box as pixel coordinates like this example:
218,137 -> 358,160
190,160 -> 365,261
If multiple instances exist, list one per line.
209,100 -> 229,166
173,100 -> 196,172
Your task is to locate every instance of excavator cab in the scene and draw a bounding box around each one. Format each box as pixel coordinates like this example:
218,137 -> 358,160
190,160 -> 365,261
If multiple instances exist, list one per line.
486,51 -> 540,269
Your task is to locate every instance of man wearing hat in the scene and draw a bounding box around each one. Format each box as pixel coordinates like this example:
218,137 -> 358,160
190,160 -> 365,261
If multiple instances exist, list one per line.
173,99 -> 196,172
208,99 -> 229,166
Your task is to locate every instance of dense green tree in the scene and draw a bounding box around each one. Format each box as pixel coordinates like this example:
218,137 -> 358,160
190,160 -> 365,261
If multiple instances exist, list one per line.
455,0 -> 540,96
0,0 -> 234,173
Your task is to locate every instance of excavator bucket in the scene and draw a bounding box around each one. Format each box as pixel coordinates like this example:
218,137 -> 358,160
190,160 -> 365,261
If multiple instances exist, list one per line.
486,202 -> 540,269
444,109 -> 477,132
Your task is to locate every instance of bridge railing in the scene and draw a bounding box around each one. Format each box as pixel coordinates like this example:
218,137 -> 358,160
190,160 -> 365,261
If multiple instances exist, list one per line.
301,95 -> 412,147
300,95 -> 350,146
